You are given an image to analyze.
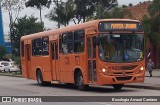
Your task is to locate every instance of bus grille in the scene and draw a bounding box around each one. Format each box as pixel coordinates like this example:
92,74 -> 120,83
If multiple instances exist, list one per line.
116,76 -> 132,81
111,65 -> 138,70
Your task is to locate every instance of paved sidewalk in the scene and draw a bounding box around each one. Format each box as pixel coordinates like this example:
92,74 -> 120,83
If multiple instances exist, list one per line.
125,69 -> 160,90
145,69 -> 160,77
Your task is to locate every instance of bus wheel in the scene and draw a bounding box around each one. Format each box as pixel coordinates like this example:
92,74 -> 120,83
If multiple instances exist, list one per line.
112,84 -> 124,90
36,70 -> 51,86
77,72 -> 88,91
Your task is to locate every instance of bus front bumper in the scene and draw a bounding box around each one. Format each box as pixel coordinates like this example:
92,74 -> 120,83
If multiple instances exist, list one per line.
97,72 -> 145,85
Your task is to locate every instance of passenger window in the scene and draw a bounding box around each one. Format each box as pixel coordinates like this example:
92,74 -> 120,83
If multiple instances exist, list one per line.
32,38 -> 42,56
32,36 -> 49,56
21,41 -> 24,57
42,36 -> 49,55
61,32 -> 73,54
74,30 -> 84,53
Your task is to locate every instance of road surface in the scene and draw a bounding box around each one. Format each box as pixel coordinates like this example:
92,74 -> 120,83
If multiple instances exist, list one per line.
0,76 -> 159,105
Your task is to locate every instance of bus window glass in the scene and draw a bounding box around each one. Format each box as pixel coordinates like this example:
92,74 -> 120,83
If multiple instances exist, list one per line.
59,35 -> 62,53
62,32 -> 73,54
51,42 -> 54,60
99,34 -> 144,63
92,36 -> 96,58
21,41 -> 24,57
32,38 -> 42,56
74,30 -> 84,53
87,37 -> 91,58
42,36 -> 49,55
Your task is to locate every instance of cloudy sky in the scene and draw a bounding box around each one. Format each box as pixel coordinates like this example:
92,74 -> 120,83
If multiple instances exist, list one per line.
2,0 -> 151,34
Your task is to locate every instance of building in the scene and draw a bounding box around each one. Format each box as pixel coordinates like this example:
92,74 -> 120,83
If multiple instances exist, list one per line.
4,33 -> 12,54
124,1 -> 160,68
0,4 -> 4,46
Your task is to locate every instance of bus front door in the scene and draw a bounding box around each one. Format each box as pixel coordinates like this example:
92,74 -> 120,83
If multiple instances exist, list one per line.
51,41 -> 60,81
87,36 -> 97,83
25,44 -> 32,78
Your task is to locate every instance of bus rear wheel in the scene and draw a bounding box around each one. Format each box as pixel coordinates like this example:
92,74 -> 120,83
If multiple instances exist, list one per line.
77,72 -> 89,91
36,70 -> 51,86
112,84 -> 124,90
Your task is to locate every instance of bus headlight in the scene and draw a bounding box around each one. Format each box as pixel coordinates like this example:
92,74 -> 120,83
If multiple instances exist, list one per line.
101,68 -> 111,75
140,67 -> 144,71
102,68 -> 106,73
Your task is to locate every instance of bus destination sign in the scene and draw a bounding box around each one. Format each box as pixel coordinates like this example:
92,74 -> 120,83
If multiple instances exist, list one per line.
110,23 -> 136,29
99,21 -> 142,32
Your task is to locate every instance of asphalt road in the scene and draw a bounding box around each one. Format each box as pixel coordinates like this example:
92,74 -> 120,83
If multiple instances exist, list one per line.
0,76 -> 160,105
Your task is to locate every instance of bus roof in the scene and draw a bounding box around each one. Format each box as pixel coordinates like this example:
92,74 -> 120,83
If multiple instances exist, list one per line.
21,19 -> 140,41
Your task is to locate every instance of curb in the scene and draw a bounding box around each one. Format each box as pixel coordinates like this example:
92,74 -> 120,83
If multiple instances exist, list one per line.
0,73 -> 22,78
145,76 -> 160,78
125,85 -> 160,90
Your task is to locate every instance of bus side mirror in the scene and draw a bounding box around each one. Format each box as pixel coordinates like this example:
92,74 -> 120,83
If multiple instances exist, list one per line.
96,37 -> 100,45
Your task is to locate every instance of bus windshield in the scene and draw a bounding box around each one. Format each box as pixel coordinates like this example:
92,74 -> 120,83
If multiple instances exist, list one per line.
99,33 -> 144,63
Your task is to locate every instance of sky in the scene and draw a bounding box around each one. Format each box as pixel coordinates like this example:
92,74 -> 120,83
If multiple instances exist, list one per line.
2,0 -> 151,34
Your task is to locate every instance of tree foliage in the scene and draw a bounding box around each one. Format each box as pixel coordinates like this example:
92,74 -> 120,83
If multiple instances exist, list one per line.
45,0 -> 117,27
25,0 -> 52,23
73,0 -> 95,23
1,0 -> 26,25
101,7 -> 131,19
11,16 -> 44,56
1,0 -> 26,58
143,0 -> 160,48
46,0 -> 75,27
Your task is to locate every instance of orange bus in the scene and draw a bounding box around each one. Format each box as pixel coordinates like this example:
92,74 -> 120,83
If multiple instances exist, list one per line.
20,19 -> 145,90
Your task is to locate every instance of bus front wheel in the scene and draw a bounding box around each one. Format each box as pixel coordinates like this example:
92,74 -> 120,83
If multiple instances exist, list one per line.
112,84 -> 124,90
77,72 -> 89,91
36,70 -> 51,86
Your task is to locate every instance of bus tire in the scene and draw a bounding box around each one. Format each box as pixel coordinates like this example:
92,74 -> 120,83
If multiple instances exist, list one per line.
112,84 -> 124,90
36,70 -> 51,86
77,72 -> 89,91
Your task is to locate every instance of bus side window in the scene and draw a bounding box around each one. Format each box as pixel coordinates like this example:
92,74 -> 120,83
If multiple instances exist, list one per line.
21,41 -> 24,57
51,42 -> 54,60
74,30 -> 84,53
32,38 -> 42,56
61,32 -> 73,54
59,35 -> 62,53
42,36 -> 49,55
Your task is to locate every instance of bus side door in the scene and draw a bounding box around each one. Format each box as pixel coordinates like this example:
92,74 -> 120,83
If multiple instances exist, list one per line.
24,44 -> 32,78
51,41 -> 60,81
87,35 -> 97,83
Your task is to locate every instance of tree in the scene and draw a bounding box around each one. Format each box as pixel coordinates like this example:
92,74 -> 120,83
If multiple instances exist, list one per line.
46,0 -> 75,27
73,0 -> 95,23
85,0 -> 118,21
147,0 -> 160,48
129,3 -> 133,7
1,0 -> 26,58
11,15 -> 44,56
1,0 -> 26,27
0,45 -> 6,60
104,7 -> 132,19
25,0 -> 51,23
